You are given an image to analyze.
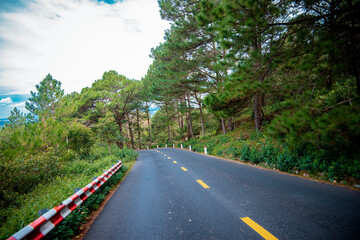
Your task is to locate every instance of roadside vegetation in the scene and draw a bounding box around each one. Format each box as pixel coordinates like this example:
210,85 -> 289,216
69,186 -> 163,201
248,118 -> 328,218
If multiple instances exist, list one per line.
176,123 -> 359,185
0,74 -> 138,239
1,0 -> 360,238
144,0 -> 359,184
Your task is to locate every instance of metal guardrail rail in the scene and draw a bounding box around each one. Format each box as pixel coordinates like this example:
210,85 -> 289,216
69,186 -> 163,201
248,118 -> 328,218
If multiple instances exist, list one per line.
7,161 -> 123,240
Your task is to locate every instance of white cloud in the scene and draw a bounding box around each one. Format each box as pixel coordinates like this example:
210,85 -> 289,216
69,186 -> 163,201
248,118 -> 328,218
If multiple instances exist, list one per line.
9,101 -> 28,113
10,101 -> 26,108
0,97 -> 13,105
0,0 -> 169,95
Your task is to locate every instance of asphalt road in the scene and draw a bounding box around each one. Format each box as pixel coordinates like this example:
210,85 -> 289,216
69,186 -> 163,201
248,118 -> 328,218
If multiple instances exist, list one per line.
84,148 -> 360,240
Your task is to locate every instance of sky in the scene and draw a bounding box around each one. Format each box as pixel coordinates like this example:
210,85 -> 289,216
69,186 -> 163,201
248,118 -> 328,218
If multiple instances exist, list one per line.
0,0 -> 170,119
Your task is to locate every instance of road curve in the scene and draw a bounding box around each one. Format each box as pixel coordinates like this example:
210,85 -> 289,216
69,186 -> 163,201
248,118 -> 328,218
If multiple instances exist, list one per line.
83,148 -> 360,240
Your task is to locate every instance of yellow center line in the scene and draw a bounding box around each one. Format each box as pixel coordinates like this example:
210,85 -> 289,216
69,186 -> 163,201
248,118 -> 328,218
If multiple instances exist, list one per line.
173,161 -> 177,164
167,157 -> 171,159
196,179 -> 210,189
164,154 -> 167,156
181,167 -> 188,171
241,217 -> 278,240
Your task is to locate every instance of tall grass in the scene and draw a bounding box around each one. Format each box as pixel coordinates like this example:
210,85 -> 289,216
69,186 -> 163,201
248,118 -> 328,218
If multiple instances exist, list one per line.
0,145 -> 137,239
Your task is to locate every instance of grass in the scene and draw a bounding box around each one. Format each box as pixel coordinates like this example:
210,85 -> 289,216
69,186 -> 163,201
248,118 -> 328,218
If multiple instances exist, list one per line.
0,147 -> 138,240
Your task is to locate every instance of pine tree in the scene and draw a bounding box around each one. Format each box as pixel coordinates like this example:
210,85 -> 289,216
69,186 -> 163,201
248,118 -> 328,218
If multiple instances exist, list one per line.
25,74 -> 64,119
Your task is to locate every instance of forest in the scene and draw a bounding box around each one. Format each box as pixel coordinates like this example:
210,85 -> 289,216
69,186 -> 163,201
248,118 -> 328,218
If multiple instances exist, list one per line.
1,0 -> 359,238
143,0 -> 360,182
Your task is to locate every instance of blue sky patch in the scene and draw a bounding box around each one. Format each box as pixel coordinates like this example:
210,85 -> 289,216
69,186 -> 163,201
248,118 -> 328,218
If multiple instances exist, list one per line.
98,0 -> 123,4
0,0 -> 27,12
0,93 -> 30,118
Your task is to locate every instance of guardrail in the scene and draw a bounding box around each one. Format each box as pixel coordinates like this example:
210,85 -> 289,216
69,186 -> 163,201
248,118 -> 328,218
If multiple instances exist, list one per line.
7,161 -> 123,240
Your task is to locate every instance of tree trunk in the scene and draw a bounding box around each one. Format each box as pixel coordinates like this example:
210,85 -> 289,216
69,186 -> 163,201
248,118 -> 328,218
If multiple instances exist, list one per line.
326,0 -> 336,89
349,1 -> 360,95
177,100 -> 181,129
221,118 -> 226,135
165,104 -> 172,142
146,108 -> 152,147
228,118 -> 232,132
115,140 -> 122,149
168,125 -> 172,142
116,120 -> 124,149
179,98 -> 185,140
180,113 -> 184,129
128,115 -> 134,149
136,108 -> 141,149
254,93 -> 262,131
195,93 -> 205,137
185,100 -> 190,139
252,32 -> 263,131
185,112 -> 190,140
187,94 -> 194,139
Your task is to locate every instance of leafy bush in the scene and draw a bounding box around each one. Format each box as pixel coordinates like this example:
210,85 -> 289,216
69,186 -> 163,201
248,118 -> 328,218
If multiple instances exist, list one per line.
0,152 -> 62,210
112,148 -> 138,162
68,123 -> 94,156
177,123 -> 359,183
260,143 -> 279,165
240,144 -> 251,161
276,151 -> 296,172
227,144 -> 241,158
0,146 -> 137,239
218,135 -> 230,144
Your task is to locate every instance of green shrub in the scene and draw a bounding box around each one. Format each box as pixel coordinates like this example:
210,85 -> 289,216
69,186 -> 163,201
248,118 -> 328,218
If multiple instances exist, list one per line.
175,126 -> 359,182
218,135 -> 230,144
239,142 -> 262,164
227,144 -> 241,158
0,147 -> 137,239
0,152 -> 62,210
276,151 -> 296,172
240,144 -> 251,161
297,154 -> 314,172
260,143 -> 279,165
113,148 -> 138,162
68,123 -> 94,156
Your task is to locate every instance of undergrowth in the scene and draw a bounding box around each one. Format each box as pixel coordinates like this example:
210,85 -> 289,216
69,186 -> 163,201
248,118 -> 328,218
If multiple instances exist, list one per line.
0,145 -> 137,240
163,126 -> 359,185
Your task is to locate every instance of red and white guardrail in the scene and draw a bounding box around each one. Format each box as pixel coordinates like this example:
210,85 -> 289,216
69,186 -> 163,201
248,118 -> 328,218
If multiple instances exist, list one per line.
7,161 -> 123,240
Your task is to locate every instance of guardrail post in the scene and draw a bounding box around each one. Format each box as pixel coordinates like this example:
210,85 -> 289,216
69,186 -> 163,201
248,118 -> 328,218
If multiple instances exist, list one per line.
204,146 -> 207,155
147,146 -> 149,149
165,144 -> 167,148
189,145 -> 191,151
157,145 -> 159,148
173,144 -> 175,148
181,144 -> 183,149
